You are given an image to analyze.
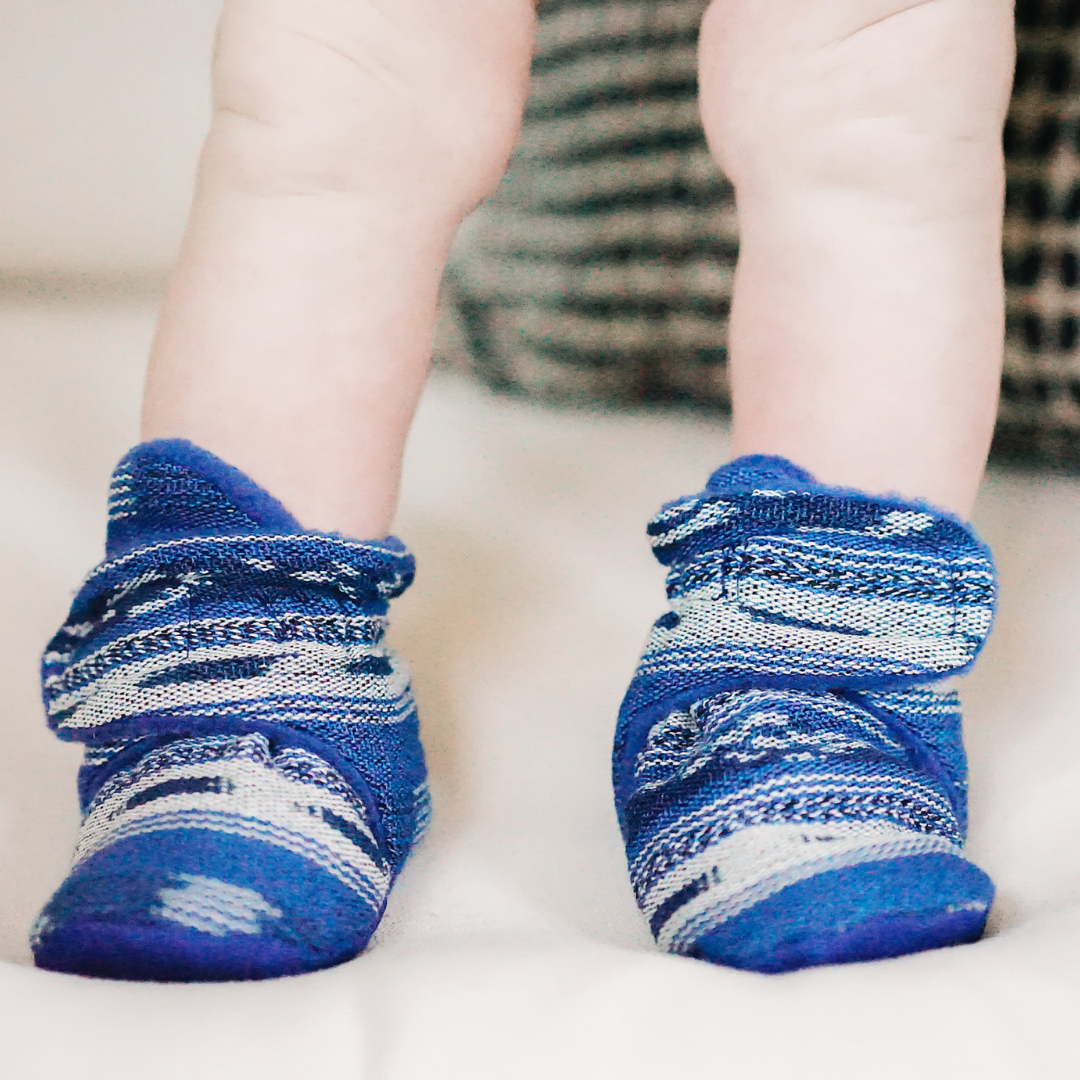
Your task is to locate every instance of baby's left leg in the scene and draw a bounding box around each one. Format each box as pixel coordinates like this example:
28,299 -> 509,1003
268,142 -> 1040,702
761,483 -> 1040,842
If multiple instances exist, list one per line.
614,0 -> 1013,973
706,0 -> 1014,516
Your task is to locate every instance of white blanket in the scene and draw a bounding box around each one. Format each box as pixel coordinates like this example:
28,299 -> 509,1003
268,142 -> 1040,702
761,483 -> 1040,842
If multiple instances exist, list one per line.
3,8 -> 1079,1072
0,293 -> 1078,1078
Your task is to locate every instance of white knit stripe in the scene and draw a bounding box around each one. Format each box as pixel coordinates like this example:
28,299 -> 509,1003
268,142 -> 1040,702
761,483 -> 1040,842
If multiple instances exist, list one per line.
633,691 -> 901,792
413,780 -> 433,842
734,579 -> 964,638
124,587 -> 189,620
46,613 -> 385,693
662,720 -> 879,771
629,771 -> 958,887
85,741 -> 375,832
651,497 -> 699,523
738,531 -> 971,581
872,687 -> 961,716
638,600 -> 986,680
646,498 -> 741,547
643,819 -> 959,921
74,697 -> 417,730
655,523 -> 988,579
743,534 -> 994,597
81,741 -> 140,768
107,475 -> 136,520
84,533 -> 411,584
76,753 -> 388,905
58,570 -> 172,636
647,823 -> 966,952
48,637 -> 410,732
76,811 -> 386,911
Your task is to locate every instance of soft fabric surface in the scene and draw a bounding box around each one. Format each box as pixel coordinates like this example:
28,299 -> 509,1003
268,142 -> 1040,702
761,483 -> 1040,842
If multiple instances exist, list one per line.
34,440 -> 426,980
1,289 -> 1079,1077
614,455 -> 997,968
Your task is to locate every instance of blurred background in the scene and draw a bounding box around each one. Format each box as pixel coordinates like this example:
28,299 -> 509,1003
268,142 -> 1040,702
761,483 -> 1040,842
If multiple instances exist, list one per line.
447,0 -> 1080,469
4,0 -> 1080,464
1,5 -> 1079,1076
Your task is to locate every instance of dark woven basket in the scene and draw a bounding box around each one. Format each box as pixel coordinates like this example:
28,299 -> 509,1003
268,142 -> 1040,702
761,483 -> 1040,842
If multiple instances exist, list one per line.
438,0 -> 1080,468
998,0 -> 1080,465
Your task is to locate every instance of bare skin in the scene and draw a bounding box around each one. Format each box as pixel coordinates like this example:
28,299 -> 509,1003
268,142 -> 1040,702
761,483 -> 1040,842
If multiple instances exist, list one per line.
143,0 -> 1014,531
143,0 -> 537,537
701,0 -> 1015,516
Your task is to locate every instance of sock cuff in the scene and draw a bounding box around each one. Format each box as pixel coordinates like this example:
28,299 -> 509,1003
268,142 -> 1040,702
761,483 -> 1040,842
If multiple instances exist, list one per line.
108,440 -> 295,557
620,454 -> 997,730
648,454 -> 993,572
93,437 -> 415,601
704,454 -> 819,496
44,441 -> 417,747
106,439 -> 407,558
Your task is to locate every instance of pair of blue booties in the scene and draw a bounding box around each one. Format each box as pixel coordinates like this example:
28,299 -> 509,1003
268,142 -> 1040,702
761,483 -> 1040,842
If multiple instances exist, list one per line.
32,441 -> 997,981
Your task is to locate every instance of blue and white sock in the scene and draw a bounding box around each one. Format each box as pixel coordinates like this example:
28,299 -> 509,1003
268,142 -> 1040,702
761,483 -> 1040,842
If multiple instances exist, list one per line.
614,455 -> 997,973
32,441 -> 428,981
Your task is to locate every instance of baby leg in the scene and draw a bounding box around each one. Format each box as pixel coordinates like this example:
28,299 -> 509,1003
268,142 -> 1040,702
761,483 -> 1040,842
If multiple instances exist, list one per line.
702,0 -> 1014,516
33,0 -> 537,981
145,0 -> 537,536
614,0 -> 1013,972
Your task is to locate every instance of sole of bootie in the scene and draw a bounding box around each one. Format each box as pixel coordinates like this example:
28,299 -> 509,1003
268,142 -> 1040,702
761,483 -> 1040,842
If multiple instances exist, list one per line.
32,919 -> 324,983
32,830 -> 383,982
682,853 -> 994,975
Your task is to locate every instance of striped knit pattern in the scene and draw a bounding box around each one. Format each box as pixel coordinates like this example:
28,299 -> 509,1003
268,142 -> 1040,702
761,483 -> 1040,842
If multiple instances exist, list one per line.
442,0 -> 1080,468
614,456 -> 996,971
33,733 -> 392,959
443,0 -> 734,405
68,734 -> 389,910
33,441 -> 427,980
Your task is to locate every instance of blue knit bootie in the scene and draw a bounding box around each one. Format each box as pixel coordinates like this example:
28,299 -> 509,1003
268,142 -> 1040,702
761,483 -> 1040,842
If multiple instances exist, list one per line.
32,441 -> 428,981
614,456 -> 997,973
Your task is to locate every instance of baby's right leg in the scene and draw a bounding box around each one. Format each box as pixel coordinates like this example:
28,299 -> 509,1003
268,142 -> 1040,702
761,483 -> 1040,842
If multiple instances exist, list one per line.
146,0 -> 538,536
32,0 -> 536,981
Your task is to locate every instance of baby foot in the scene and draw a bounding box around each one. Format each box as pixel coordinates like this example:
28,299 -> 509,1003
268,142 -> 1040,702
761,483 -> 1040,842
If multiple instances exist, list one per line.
33,441 -> 427,980
614,455 -> 996,972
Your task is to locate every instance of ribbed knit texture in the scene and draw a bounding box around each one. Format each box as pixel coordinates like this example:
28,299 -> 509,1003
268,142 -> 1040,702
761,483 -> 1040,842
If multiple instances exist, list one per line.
614,456 -> 997,972
32,441 -> 428,981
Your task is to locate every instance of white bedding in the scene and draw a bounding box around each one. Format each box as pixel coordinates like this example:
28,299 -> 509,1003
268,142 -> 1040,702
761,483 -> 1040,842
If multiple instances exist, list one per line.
2,4 -> 1079,1075
0,294 -> 1078,1078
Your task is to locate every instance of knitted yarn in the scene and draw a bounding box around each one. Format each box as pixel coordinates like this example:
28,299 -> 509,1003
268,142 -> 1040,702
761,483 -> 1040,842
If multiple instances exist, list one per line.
614,456 -> 997,972
32,441 -> 427,981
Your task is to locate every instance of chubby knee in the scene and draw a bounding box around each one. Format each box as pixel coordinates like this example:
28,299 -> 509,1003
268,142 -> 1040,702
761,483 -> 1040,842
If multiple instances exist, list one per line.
699,0 -> 1015,196
207,0 -> 537,214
